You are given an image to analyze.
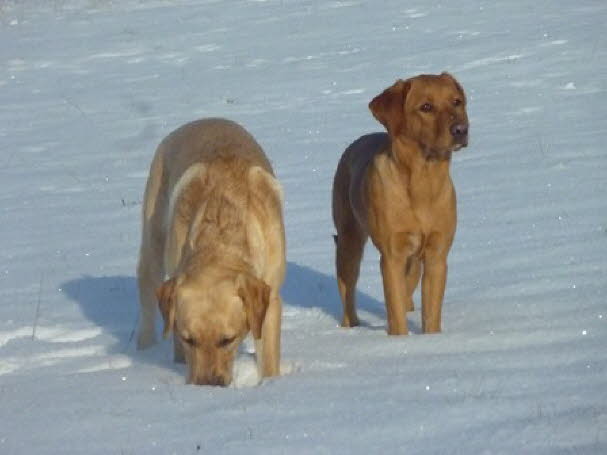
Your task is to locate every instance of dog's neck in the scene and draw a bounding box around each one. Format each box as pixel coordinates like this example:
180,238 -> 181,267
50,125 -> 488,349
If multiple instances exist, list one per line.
388,136 -> 453,204
390,136 -> 452,176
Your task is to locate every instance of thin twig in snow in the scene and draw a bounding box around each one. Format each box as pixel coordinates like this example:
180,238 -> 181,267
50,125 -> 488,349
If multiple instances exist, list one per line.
123,311 -> 138,353
32,273 -> 44,340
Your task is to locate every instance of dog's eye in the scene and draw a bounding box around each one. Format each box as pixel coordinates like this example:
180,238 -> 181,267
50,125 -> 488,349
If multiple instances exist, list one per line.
453,98 -> 462,107
217,336 -> 236,348
420,102 -> 433,112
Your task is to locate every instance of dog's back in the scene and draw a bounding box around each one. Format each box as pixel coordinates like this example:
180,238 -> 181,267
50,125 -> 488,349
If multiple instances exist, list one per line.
332,132 -> 389,233
141,118 -> 271,249
157,118 -> 273,191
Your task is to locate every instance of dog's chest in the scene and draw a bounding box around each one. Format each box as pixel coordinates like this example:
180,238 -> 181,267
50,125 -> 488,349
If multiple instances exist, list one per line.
369,156 -> 455,234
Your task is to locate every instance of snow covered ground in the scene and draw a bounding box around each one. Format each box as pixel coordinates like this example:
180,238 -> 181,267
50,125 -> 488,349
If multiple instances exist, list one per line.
1,0 -> 606,453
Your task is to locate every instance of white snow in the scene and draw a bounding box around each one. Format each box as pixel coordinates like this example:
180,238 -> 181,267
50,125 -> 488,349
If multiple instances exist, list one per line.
564,82 -> 576,90
1,0 -> 606,453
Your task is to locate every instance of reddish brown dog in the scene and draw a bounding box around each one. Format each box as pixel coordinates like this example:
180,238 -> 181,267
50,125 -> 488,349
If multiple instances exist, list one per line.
332,73 -> 469,335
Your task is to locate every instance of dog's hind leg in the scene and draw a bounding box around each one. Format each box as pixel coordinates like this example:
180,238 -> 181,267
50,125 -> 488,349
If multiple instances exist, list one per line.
136,229 -> 164,350
421,250 -> 448,334
335,227 -> 367,327
404,256 -> 421,312
136,153 -> 166,350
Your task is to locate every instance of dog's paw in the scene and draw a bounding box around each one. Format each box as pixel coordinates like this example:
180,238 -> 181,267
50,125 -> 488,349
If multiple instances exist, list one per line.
280,359 -> 299,376
341,314 -> 360,328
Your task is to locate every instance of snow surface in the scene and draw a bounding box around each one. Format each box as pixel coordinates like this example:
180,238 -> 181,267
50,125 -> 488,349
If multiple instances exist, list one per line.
1,0 -> 606,453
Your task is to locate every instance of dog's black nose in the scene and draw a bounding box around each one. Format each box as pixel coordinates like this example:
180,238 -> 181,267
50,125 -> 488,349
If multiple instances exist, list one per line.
450,123 -> 468,138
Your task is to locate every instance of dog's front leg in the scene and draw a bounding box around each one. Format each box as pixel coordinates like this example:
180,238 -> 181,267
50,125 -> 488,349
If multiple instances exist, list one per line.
421,250 -> 448,333
380,253 -> 409,335
380,232 -> 423,335
257,293 -> 282,377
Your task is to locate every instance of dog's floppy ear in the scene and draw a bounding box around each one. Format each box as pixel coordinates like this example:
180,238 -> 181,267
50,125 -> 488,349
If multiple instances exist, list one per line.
156,277 -> 177,339
369,79 -> 411,137
441,72 -> 466,103
237,274 -> 271,340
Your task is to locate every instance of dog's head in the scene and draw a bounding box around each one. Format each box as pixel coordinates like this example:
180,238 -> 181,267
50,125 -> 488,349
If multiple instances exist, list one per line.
369,72 -> 469,160
156,269 -> 270,386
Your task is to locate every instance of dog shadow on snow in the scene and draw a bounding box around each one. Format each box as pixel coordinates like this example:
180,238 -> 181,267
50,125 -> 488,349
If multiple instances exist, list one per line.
282,262 -> 387,327
60,261 -> 391,371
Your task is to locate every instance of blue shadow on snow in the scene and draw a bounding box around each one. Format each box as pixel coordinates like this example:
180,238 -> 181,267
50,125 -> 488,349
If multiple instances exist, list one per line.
61,261 -> 387,347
